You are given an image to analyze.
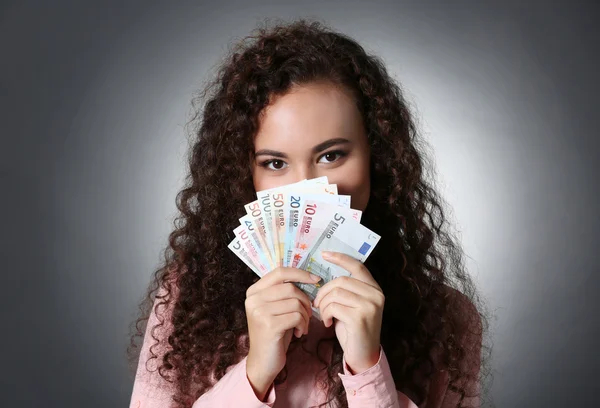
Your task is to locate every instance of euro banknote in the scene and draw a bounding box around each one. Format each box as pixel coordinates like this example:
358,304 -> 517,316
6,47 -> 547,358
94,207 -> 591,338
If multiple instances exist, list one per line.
228,177 -> 380,320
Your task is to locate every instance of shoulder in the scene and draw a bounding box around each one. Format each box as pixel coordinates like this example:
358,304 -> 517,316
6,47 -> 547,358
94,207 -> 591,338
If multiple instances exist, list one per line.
418,285 -> 484,406
131,277 -> 180,399
442,285 -> 483,373
442,285 -> 482,334
139,274 -> 180,367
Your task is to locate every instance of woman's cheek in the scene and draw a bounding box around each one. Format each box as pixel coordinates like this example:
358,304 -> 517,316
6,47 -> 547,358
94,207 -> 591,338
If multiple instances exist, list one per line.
253,170 -> 299,192
252,169 -> 270,192
327,182 -> 368,211
332,164 -> 370,210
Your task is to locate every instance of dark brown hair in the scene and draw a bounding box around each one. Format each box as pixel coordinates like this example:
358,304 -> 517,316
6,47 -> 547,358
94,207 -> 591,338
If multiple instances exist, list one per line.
127,17 -> 493,408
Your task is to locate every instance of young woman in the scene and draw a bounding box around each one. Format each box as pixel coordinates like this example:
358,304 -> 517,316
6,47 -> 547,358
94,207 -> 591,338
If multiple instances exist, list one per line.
128,18 -> 491,408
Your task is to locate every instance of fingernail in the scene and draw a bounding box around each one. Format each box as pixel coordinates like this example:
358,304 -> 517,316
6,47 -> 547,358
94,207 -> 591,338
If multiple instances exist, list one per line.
321,251 -> 333,259
310,273 -> 321,281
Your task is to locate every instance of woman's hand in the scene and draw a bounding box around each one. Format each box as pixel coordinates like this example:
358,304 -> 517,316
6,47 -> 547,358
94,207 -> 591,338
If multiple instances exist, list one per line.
312,251 -> 385,375
244,267 -> 320,400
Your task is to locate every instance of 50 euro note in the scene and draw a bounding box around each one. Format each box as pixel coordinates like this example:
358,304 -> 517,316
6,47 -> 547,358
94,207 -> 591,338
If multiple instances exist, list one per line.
253,178 -> 320,268
261,177 -> 332,268
251,192 -> 277,265
243,200 -> 276,270
241,177 -> 329,271
295,211 -> 381,320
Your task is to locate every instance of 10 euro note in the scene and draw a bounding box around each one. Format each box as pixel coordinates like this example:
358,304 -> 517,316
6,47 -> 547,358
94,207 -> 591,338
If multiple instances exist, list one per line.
257,177 -> 330,268
291,199 -> 361,269
233,225 -> 270,277
281,188 -> 345,267
228,176 -> 380,321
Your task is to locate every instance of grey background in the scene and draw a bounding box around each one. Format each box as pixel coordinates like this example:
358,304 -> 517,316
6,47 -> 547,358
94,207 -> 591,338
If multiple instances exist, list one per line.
1,0 -> 598,406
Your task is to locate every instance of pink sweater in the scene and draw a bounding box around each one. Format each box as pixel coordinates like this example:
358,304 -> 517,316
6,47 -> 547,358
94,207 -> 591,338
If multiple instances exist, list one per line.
129,287 -> 480,407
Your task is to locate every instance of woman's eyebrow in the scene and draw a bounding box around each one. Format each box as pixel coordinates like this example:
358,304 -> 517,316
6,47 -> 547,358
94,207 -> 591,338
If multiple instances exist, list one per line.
311,138 -> 351,154
254,138 -> 351,158
254,149 -> 289,159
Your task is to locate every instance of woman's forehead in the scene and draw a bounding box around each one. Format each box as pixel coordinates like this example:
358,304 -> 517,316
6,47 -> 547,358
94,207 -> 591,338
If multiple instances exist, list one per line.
254,83 -> 365,151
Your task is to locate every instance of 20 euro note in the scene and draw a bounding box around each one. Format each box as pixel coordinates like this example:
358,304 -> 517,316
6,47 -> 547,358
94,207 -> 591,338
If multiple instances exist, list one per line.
237,177 -> 334,274
294,211 -> 381,320
239,214 -> 275,272
232,225 -> 270,276
267,181 -> 324,268
254,178 -> 325,268
266,177 -> 333,267
281,186 -> 342,267
228,237 -> 263,277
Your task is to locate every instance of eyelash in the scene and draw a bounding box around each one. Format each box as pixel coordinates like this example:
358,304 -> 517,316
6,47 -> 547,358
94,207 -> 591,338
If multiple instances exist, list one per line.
259,150 -> 348,171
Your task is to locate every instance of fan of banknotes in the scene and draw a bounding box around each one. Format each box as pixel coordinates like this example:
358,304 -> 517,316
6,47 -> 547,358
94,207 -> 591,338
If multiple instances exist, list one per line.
228,176 -> 380,320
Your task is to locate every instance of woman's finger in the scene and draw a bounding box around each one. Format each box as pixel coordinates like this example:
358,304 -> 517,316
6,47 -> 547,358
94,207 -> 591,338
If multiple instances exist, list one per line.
313,275 -> 378,308
246,267 -> 320,298
317,286 -> 362,310
254,298 -> 310,335
319,301 -> 355,328
256,282 -> 313,317
321,251 -> 381,289
271,312 -> 307,338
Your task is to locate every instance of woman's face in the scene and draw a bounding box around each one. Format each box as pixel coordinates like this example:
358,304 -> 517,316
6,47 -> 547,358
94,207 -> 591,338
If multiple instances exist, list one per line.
251,81 -> 371,211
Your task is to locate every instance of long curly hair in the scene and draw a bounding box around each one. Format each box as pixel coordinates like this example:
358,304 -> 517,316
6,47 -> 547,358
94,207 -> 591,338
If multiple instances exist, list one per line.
127,17 -> 494,408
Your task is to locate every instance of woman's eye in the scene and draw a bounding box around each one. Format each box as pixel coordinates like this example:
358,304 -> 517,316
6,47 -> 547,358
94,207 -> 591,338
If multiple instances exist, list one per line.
318,151 -> 346,163
262,159 -> 288,171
